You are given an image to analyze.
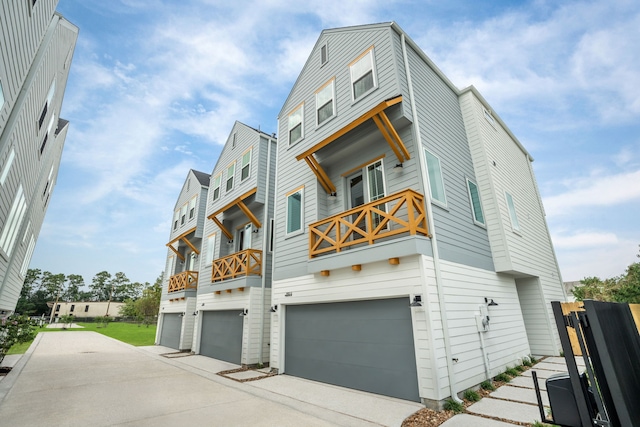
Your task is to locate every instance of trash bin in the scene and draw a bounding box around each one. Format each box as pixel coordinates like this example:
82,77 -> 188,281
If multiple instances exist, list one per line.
546,372 -> 595,427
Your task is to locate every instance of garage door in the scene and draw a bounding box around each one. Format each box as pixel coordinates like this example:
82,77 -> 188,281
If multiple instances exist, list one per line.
200,310 -> 243,364
159,313 -> 182,350
285,298 -> 420,402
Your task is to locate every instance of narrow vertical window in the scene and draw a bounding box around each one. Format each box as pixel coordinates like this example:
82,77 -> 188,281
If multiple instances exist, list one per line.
321,44 -> 328,65
505,192 -> 520,231
0,185 -> 27,256
241,148 -> 251,181
173,210 -> 179,230
316,79 -> 335,125
188,196 -> 197,219
212,174 -> 221,201
269,218 -> 274,252
180,204 -> 187,225
0,148 -> 16,185
205,233 -> 216,265
85,305 -> 89,312
288,104 -> 304,146
286,187 -> 304,235
232,133 -> 237,148
424,149 -> 447,206
0,79 -> 5,110
467,179 -> 485,225
350,47 -> 376,100
226,162 -> 235,191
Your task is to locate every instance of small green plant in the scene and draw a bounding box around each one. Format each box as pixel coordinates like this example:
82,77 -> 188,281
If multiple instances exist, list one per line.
480,380 -> 495,391
529,355 -> 538,364
463,389 -> 481,402
522,357 -> 533,367
1,315 -> 37,364
515,365 -> 525,372
505,366 -> 520,377
94,316 -> 112,328
443,399 -> 464,413
59,314 -> 74,329
494,372 -> 511,383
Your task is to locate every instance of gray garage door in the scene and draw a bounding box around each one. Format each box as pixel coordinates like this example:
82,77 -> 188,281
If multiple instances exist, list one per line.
159,313 -> 182,350
200,310 -> 244,364
285,298 -> 420,402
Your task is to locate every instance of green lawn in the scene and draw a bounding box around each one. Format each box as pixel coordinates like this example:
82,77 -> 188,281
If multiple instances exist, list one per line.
7,321 -> 157,355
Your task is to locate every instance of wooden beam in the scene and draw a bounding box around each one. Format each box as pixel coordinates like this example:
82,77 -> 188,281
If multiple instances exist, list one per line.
237,200 -> 262,229
180,236 -> 199,255
378,110 -> 410,161
320,270 -> 330,276
166,227 -> 197,246
166,244 -> 185,262
212,217 -> 233,240
389,257 -> 400,265
373,114 -> 405,163
295,96 -> 403,161
352,265 -> 362,271
208,187 -> 258,218
304,155 -> 336,194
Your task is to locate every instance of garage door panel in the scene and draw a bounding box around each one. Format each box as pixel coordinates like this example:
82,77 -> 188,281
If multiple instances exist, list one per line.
200,310 -> 243,364
285,298 -> 420,402
159,313 -> 181,350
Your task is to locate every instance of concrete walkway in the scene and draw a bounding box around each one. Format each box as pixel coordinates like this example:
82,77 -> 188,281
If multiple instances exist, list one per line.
0,332 -> 421,426
441,356 -> 585,426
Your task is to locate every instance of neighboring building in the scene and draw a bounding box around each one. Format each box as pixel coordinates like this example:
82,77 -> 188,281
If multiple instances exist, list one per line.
48,301 -> 126,319
157,121 -> 277,366
0,1 -> 78,319
563,281 -> 580,301
268,22 -> 566,407
156,169 -> 210,351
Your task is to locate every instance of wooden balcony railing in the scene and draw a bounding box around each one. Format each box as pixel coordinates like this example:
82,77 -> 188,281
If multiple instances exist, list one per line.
309,189 -> 430,258
168,271 -> 198,293
212,249 -> 262,282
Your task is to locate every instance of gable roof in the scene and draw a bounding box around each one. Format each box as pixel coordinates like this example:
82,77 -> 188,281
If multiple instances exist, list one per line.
190,169 -> 210,187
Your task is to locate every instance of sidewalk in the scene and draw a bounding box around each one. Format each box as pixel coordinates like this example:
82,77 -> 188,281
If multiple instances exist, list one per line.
441,357 -> 584,426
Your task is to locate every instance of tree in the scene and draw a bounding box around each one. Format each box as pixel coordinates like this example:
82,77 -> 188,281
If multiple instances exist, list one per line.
15,269 -> 41,315
0,315 -> 36,364
90,271 -> 112,301
572,245 -> 640,303
63,274 -> 86,301
117,272 -> 163,326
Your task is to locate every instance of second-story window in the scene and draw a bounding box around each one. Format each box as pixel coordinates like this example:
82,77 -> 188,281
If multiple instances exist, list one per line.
173,210 -> 179,230
467,179 -> 485,226
212,174 -> 221,201
226,162 -> 235,192
424,149 -> 447,207
180,204 -> 187,225
241,148 -> 251,181
350,47 -> 377,101
316,79 -> 335,125
288,103 -> 304,146
205,233 -> 216,265
38,80 -> 56,129
286,186 -> 304,235
0,148 -> 15,186
505,192 -> 520,232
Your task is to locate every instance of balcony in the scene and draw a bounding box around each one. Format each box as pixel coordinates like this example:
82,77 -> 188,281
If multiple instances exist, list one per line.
309,189 -> 430,258
168,271 -> 198,293
212,249 -> 262,282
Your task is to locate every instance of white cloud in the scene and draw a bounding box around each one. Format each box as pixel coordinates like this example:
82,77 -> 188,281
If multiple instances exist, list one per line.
552,230 -> 619,249
543,169 -> 640,217
556,239 -> 638,281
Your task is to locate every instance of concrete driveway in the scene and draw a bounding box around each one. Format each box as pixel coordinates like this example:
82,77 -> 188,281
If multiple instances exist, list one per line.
0,332 -> 421,426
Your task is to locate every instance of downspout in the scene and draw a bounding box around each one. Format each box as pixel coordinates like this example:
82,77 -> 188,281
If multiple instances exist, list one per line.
401,33 -> 462,404
258,135 -> 274,366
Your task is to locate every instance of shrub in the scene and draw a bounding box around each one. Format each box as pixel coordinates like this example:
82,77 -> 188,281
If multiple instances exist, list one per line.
515,365 -> 525,372
0,315 -> 37,364
463,389 -> 481,402
522,357 -> 533,367
443,399 -> 464,413
480,380 -> 495,391
505,366 -> 520,377
494,372 -> 511,383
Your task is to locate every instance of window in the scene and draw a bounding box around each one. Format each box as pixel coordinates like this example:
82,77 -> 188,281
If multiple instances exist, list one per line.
424,149 -> 447,206
0,185 -> 27,256
505,192 -> 520,231
350,47 -> 376,100
467,179 -> 485,226
212,174 -> 221,201
286,187 -> 304,235
84,305 -> 89,312
288,103 -> 304,146
483,108 -> 496,128
0,79 -> 4,110
70,305 -> 75,312
316,79 -> 335,125
40,114 -> 56,154
188,196 -> 197,219
321,43 -> 328,65
38,80 -> 56,129
56,304 -> 60,312
0,148 -> 15,185
205,233 -> 216,265
232,133 -> 237,148
269,218 -> 274,252
226,162 -> 235,191
173,209 -> 179,230
180,204 -> 187,225
241,148 -> 251,181
42,165 -> 54,198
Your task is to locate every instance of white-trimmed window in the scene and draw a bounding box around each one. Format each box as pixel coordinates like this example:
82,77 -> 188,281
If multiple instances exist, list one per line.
205,233 -> 216,265
316,79 -> 335,125
483,107 -> 496,128
226,162 -> 235,192
288,103 -> 304,146
320,43 -> 328,65
505,192 -> 520,231
0,79 -> 5,110
0,185 -> 27,256
212,174 -> 221,201
40,114 -> 56,155
241,148 -> 251,181
466,179 -> 485,226
188,196 -> 197,220
350,47 -> 377,100
0,148 -> 15,186
180,204 -> 187,225
173,209 -> 179,230
424,149 -> 447,206
286,187 -> 304,235
42,165 -> 54,198
38,79 -> 56,129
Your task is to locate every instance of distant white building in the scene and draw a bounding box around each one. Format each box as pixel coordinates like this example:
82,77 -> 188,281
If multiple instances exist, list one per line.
48,301 -> 126,319
0,1 -> 78,318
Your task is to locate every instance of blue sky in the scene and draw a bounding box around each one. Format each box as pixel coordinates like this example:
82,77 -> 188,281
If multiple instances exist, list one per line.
32,0 -> 640,285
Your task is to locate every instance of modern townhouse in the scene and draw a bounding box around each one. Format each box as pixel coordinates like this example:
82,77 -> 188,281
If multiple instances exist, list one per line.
158,122 -> 277,366
157,169 -> 210,350
0,0 -> 78,318
268,22 -> 566,407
